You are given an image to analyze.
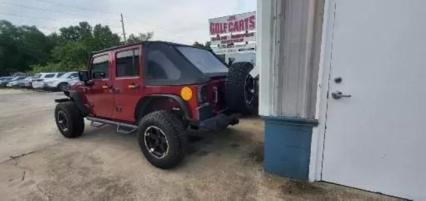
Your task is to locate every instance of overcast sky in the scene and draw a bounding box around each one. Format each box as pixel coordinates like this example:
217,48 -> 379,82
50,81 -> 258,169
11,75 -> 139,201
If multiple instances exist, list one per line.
0,0 -> 256,44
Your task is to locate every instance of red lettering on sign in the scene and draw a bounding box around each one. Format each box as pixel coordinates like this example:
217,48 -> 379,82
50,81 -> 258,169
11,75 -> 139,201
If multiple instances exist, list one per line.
249,15 -> 255,29
233,21 -> 239,32
210,13 -> 256,35
244,18 -> 249,30
210,23 -> 215,35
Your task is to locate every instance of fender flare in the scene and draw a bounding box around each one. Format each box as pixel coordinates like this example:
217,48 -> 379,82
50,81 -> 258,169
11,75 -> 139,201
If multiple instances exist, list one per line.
55,91 -> 89,117
134,94 -> 191,121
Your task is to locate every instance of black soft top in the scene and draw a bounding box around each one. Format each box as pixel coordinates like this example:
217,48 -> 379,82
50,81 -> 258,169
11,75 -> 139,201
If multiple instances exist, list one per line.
93,41 -> 228,86
92,41 -> 201,54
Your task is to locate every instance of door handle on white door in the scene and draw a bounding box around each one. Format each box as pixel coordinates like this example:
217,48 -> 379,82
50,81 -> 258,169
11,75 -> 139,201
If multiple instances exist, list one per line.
332,91 -> 352,100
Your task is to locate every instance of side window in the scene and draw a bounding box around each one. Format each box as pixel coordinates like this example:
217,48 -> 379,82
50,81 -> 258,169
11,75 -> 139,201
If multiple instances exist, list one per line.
68,73 -> 78,78
145,50 -> 181,80
91,55 -> 109,79
44,74 -> 55,78
116,49 -> 140,77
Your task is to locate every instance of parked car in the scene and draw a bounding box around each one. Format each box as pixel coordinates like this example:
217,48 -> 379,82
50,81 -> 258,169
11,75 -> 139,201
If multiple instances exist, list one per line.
0,77 -> 13,87
6,76 -> 26,87
31,72 -> 64,89
20,76 -> 34,88
44,72 -> 79,91
54,41 -> 241,169
11,72 -> 26,77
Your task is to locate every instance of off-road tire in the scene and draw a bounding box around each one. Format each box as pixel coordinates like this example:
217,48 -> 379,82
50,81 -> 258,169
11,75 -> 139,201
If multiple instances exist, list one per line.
57,83 -> 69,91
225,62 -> 258,114
137,110 -> 186,169
55,102 -> 85,138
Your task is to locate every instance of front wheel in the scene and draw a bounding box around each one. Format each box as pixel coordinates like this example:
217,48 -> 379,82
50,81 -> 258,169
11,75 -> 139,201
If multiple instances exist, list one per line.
57,83 -> 70,91
137,110 -> 186,169
55,102 -> 85,138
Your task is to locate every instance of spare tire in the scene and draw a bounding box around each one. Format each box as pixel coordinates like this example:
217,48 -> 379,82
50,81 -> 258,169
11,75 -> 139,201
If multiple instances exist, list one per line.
225,62 -> 258,115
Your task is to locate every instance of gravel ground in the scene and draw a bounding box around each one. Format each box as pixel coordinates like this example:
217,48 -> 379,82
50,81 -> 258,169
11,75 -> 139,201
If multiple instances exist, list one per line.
0,89 -> 400,201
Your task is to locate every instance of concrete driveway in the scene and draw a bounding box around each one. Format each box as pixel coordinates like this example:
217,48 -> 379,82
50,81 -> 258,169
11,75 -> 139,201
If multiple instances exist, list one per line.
0,89 -> 399,201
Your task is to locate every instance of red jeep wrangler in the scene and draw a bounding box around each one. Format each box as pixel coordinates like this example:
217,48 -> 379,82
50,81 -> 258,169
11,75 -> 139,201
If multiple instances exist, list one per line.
54,41 -> 241,168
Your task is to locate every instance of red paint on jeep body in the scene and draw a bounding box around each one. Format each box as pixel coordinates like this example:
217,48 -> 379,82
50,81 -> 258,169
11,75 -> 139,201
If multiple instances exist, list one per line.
70,43 -> 226,125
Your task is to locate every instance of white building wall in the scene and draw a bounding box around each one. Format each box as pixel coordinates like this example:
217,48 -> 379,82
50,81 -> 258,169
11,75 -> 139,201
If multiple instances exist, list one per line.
258,0 -> 323,119
311,0 -> 426,199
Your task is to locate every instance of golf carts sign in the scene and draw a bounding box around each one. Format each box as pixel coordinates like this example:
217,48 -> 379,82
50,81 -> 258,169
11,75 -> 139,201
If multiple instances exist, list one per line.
209,11 -> 256,54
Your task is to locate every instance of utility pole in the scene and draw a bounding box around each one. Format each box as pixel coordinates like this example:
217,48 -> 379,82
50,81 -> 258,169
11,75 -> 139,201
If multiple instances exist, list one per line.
120,13 -> 127,43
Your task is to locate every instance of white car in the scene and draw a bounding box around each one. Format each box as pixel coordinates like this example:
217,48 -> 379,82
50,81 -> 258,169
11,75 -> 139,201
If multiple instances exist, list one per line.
31,72 -> 63,90
34,72 -> 79,91
21,76 -> 34,88
6,76 -> 26,87
45,72 -> 79,91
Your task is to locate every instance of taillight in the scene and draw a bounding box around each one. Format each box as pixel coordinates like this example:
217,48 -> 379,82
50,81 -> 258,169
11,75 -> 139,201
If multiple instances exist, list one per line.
198,85 -> 208,103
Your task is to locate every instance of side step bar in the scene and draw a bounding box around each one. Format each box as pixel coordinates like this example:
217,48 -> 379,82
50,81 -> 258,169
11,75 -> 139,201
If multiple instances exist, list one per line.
86,117 -> 137,134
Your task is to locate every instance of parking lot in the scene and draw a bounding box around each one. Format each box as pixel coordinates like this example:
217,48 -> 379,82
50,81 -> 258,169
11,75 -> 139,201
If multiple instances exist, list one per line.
0,89 -> 398,201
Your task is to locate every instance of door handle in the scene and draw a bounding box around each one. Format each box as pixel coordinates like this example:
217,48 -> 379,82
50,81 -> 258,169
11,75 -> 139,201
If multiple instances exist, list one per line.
102,84 -> 111,89
128,83 -> 139,89
332,91 -> 352,100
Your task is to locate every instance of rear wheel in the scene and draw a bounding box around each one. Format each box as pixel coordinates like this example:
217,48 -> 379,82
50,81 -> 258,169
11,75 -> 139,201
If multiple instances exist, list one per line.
55,102 -> 84,138
225,62 -> 258,114
137,110 -> 186,169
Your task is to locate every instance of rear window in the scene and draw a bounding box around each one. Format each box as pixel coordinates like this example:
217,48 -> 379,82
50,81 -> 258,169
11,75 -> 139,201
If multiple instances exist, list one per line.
177,46 -> 228,74
143,42 -> 210,85
145,50 -> 181,80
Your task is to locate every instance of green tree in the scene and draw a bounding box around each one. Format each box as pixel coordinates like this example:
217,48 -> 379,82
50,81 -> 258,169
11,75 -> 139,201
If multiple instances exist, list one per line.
193,41 -> 212,51
0,20 -> 52,75
37,22 -> 120,71
127,32 -> 154,43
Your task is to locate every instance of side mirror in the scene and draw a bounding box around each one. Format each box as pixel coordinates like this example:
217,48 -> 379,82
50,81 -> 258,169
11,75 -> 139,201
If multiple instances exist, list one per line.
78,70 -> 90,82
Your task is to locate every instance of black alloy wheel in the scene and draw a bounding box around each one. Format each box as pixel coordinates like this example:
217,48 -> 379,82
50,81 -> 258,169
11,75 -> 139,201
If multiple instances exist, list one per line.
144,126 -> 169,159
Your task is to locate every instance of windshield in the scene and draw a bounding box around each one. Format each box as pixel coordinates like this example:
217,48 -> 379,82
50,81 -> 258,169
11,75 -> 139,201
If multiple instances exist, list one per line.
177,46 -> 228,74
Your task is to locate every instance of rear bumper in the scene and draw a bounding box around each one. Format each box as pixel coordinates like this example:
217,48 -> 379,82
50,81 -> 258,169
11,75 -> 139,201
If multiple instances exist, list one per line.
198,113 -> 239,131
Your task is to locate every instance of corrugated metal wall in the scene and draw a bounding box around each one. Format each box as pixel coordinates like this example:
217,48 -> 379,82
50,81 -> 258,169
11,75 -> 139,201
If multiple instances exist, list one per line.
257,0 -> 324,119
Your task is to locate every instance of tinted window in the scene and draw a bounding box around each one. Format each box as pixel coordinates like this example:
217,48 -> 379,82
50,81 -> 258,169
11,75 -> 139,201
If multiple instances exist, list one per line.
91,55 -> 109,79
68,73 -> 78,78
44,74 -> 55,78
146,50 -> 181,80
177,46 -> 228,74
116,49 -> 140,77
57,73 -> 65,77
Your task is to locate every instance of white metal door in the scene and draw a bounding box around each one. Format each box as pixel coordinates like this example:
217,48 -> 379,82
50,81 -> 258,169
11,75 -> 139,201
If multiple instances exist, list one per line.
322,0 -> 426,200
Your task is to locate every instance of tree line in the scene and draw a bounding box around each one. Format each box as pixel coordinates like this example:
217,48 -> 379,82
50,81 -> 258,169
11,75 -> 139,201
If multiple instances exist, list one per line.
0,20 -> 212,76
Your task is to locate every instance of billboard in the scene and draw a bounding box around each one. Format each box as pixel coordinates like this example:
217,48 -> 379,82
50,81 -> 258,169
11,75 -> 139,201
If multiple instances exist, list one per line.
209,11 -> 256,55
